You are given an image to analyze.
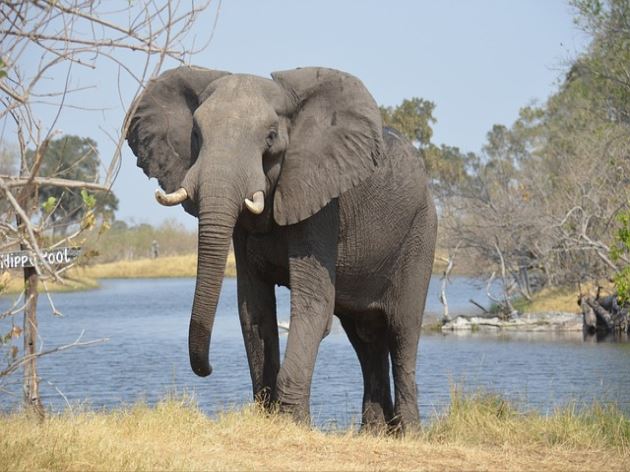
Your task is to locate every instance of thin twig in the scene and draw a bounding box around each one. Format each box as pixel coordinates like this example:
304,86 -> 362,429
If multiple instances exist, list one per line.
0,331 -> 109,378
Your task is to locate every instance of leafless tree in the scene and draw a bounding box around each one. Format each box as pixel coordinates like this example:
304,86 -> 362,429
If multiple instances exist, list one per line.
440,104 -> 630,313
438,243 -> 460,323
0,0 -> 216,417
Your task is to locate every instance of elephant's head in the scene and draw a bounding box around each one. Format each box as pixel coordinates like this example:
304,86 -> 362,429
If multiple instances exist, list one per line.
125,66 -> 384,377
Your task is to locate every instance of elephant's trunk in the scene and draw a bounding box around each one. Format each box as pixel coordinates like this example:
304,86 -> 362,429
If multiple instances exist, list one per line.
188,186 -> 240,377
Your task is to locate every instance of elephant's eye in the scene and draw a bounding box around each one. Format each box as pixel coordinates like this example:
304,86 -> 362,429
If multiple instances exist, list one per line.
265,130 -> 277,148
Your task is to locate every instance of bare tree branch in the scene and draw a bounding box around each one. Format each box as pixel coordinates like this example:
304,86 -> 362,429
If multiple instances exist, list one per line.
0,0 -> 216,414
0,174 -> 111,192
0,332 -> 108,379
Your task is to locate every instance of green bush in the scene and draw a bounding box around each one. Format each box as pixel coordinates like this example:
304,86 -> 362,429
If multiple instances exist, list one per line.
611,209 -> 630,304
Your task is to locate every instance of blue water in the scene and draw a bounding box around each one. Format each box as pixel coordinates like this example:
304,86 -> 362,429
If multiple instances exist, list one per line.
1,277 -> 629,428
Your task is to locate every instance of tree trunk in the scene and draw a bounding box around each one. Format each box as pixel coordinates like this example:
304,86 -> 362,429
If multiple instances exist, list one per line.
21,264 -> 44,419
16,181 -> 45,419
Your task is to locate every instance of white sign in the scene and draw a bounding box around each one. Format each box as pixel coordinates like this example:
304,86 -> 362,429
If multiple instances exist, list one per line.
0,247 -> 81,269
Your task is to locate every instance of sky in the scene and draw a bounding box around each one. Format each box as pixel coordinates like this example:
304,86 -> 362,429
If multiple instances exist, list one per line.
10,0 -> 590,230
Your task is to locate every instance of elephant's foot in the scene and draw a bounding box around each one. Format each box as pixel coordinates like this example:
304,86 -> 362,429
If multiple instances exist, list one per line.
389,406 -> 422,436
277,401 -> 311,424
359,420 -> 391,435
359,401 -> 395,435
253,387 -> 275,412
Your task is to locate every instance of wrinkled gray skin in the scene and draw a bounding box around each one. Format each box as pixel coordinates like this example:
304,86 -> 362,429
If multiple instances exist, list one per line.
125,66 -> 437,432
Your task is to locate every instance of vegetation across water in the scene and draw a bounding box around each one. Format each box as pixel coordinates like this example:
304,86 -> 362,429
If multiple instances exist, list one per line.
1,392 -> 627,471
0,252 -> 585,316
0,254 -> 234,295
72,253 -> 236,279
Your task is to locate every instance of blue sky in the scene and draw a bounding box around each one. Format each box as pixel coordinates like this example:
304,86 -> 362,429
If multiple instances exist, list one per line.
16,1 -> 590,229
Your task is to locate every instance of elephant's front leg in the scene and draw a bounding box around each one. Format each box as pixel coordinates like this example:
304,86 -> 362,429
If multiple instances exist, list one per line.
234,230 -> 280,407
275,203 -> 338,423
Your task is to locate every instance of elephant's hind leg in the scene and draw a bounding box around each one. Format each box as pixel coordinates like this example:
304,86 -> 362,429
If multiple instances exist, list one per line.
387,203 -> 437,433
338,311 -> 394,433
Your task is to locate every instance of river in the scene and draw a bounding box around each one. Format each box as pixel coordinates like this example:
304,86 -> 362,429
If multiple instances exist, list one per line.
1,276 -> 629,427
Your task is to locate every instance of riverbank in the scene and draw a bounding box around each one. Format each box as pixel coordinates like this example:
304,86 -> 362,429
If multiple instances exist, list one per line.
435,286 -> 587,333
82,251 -> 451,281
72,253 -> 234,279
1,255 -> 585,325
0,254 -> 235,295
3,250 -> 450,294
440,311 -> 583,333
1,274 -> 99,294
513,286 -> 582,313
1,393 -> 627,471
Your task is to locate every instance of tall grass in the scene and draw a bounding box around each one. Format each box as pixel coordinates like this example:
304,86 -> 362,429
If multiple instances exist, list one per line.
427,387 -> 629,451
1,392 -> 628,471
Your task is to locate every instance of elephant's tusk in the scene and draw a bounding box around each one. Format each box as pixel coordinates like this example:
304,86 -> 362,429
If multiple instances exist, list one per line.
155,187 -> 188,206
244,191 -> 265,214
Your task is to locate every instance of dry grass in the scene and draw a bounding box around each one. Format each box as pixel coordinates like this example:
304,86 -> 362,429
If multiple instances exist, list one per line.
515,282 -> 617,314
1,245 -> 453,295
514,286 -> 581,313
71,253 -> 236,280
1,392 -> 628,471
0,253 -> 235,296
0,271 -> 99,295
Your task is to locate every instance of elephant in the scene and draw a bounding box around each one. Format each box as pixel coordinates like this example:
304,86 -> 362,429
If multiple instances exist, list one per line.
124,66 -> 437,432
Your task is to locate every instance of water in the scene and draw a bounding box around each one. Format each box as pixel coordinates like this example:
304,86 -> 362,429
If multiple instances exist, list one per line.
1,277 -> 629,428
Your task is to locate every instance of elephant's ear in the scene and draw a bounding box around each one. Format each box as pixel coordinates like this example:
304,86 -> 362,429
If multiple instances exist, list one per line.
125,66 -> 230,192
271,67 -> 384,226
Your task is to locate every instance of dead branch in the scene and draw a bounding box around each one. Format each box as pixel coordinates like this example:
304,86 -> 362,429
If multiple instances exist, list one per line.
0,175 -> 111,192
0,178 -> 57,278
469,298 -> 490,313
0,0 -> 216,412
438,243 -> 461,322
0,331 -> 109,379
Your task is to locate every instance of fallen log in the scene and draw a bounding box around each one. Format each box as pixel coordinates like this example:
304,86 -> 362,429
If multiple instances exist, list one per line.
580,294 -> 629,335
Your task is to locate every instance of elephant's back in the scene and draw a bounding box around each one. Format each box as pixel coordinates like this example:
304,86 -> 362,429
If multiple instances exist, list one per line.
335,127 -> 432,297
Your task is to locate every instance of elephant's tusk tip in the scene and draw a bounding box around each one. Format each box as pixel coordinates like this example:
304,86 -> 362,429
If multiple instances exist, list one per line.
155,187 -> 188,206
244,191 -> 265,214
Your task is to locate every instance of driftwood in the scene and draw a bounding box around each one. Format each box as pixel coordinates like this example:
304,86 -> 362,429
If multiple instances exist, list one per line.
580,293 -> 629,335
469,298 -> 490,314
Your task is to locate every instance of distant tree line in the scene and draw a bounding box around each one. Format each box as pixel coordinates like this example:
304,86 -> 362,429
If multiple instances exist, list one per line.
29,136 -> 119,235
1,135 -> 118,234
1,134 -> 198,265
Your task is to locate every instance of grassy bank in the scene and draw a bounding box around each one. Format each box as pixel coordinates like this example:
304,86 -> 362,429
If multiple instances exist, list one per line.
82,251 -> 452,281
1,273 -> 99,295
513,282 -> 616,314
1,393 -> 628,471
0,254 -> 233,295
513,286 -> 580,313
67,249 -> 448,283
0,253 -> 598,318
74,253 -> 236,279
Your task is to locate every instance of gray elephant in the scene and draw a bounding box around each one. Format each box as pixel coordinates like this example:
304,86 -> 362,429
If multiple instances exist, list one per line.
125,66 -> 437,432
